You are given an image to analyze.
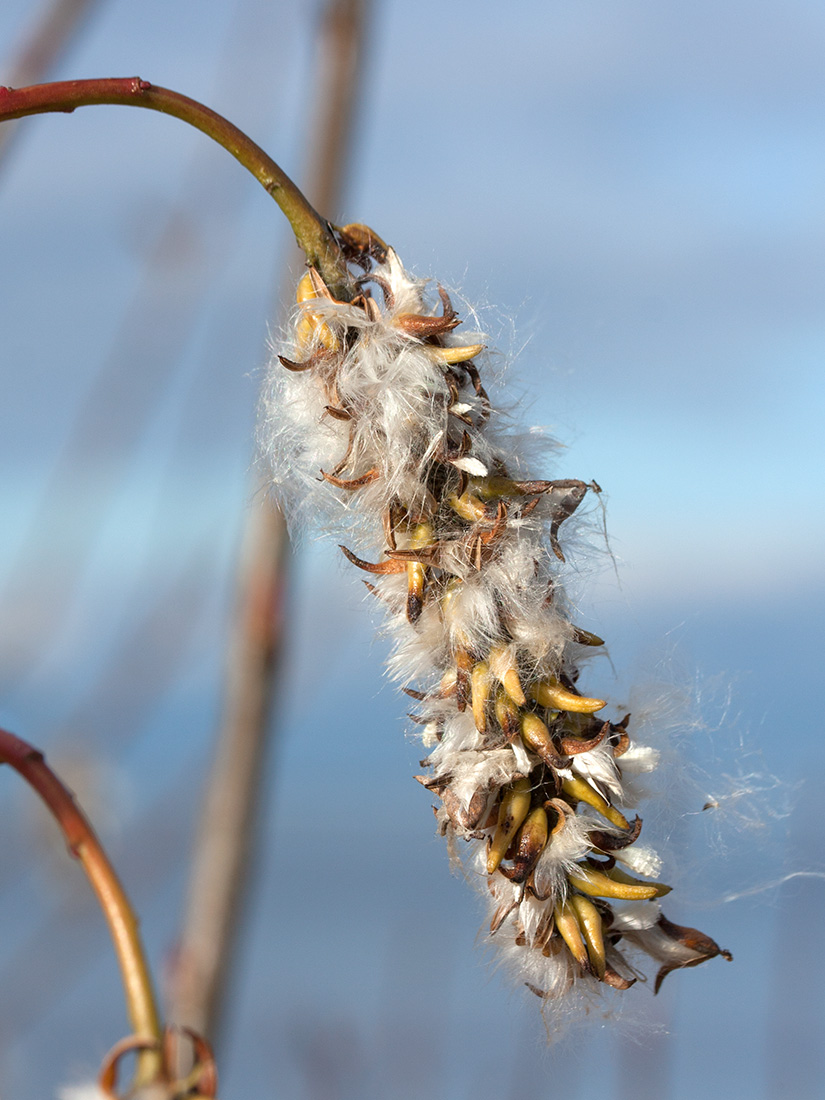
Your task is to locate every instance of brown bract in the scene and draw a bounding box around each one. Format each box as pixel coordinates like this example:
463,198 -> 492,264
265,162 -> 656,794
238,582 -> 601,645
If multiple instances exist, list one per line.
653,916 -> 733,994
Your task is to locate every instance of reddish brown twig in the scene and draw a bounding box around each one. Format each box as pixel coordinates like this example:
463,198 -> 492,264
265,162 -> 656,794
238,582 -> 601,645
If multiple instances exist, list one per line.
0,76 -> 349,296
0,726 -> 164,1089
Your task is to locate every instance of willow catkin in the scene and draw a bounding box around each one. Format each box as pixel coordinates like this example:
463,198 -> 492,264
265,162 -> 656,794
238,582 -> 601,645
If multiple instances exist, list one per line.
262,226 -> 730,1018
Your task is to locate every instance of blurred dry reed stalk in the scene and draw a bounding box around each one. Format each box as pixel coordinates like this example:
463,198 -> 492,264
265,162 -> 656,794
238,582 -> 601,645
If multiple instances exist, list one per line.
168,0 -> 373,1050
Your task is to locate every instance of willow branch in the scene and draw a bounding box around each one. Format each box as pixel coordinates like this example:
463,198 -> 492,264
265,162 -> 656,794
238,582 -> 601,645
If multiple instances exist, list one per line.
0,726 -> 164,1089
0,76 -> 350,296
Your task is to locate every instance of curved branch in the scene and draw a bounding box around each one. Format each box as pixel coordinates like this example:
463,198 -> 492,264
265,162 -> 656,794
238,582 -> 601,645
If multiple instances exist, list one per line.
0,726 -> 164,1089
0,77 -> 351,296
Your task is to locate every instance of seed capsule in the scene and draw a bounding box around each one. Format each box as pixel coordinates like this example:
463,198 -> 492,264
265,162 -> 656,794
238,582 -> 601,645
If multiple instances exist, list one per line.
598,864 -> 671,898
295,271 -> 340,352
448,491 -> 488,523
489,644 -> 526,706
568,895 -> 606,979
553,900 -> 590,970
471,661 -> 492,733
486,778 -> 532,874
406,563 -> 426,622
561,776 -> 629,831
339,221 -> 389,255
473,476 -> 521,500
520,712 -> 569,769
501,806 -> 549,882
426,343 -> 485,365
529,679 -> 606,714
567,865 -> 659,901
406,522 -> 434,623
472,476 -> 556,500
494,687 -> 521,739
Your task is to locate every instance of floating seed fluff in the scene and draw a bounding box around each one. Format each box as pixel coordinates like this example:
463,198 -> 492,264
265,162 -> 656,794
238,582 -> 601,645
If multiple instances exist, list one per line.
263,226 -> 730,1014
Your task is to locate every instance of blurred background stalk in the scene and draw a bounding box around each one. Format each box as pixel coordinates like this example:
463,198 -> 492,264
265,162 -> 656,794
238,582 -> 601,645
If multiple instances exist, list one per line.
167,0 -> 373,1048
0,0 -> 102,168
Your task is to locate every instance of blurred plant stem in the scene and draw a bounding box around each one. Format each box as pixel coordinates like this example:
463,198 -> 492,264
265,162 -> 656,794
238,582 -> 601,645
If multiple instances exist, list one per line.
0,0 -> 103,169
168,0 -> 372,1048
0,76 -> 349,295
0,727 -> 164,1089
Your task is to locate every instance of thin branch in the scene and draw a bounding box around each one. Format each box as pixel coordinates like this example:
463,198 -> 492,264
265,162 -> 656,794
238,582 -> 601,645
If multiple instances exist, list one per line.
305,0 -> 373,219
0,76 -> 350,295
168,502 -> 291,1042
168,0 -> 373,1046
0,726 -> 164,1089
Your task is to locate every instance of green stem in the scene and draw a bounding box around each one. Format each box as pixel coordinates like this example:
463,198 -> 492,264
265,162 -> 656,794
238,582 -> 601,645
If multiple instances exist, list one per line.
0,77 -> 351,297
0,727 -> 165,1090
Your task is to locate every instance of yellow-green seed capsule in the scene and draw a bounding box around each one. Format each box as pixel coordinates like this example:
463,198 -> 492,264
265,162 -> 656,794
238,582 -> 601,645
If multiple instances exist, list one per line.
553,900 -> 590,970
426,343 -> 485,365
406,522 -> 433,623
529,678 -> 606,714
599,864 -> 672,898
472,476 -> 521,500
569,895 -> 606,979
561,776 -> 629,831
406,562 -> 426,622
508,806 -> 549,881
567,865 -> 659,901
295,272 -> 339,353
486,778 -> 532,874
448,491 -> 488,523
519,712 -> 557,765
489,644 -> 526,706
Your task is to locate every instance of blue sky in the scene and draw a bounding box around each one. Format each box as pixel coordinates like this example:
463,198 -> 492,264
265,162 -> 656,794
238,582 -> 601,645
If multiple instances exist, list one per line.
0,1 -> 824,1097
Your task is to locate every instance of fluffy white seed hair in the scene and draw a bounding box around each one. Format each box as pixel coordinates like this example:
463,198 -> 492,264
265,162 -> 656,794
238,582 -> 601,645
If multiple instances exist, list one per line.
262,241 -> 729,1025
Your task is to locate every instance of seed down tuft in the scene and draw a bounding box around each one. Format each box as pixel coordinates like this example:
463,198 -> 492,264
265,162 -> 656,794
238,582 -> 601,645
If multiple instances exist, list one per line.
263,229 -> 731,1014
